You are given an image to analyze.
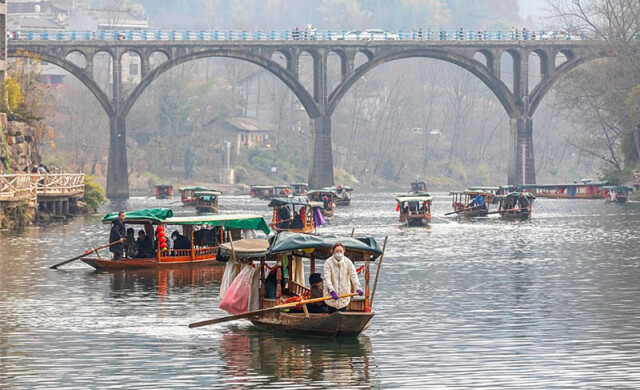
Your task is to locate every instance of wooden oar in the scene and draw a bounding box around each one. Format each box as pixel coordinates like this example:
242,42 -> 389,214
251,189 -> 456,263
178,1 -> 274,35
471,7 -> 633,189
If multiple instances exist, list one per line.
444,207 -> 474,216
188,292 -> 359,328
486,207 -> 529,215
369,236 -> 388,308
50,240 -> 121,269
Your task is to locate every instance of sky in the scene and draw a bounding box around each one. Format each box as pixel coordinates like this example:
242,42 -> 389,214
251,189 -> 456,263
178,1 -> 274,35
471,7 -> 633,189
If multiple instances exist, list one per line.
519,0 -> 548,19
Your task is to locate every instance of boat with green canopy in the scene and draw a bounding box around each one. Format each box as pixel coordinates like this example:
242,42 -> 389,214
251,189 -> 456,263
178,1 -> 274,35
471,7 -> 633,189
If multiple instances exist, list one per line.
394,193 -> 433,226
603,185 -> 633,203
80,208 -> 270,271
307,189 -> 337,217
211,232 -> 385,337
268,197 -> 324,234
180,186 -> 210,205
494,192 -> 535,220
331,185 -> 353,206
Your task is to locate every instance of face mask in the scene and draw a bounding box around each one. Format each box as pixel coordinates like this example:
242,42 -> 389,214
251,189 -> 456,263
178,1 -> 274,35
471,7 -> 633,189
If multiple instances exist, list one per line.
334,253 -> 344,261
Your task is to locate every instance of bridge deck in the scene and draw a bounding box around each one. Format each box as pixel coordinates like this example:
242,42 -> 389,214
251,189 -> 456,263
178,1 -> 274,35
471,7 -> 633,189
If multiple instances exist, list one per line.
0,174 -> 84,202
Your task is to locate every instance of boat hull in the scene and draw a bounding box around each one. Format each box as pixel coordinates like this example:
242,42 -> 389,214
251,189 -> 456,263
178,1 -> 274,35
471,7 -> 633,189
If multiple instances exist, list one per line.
80,256 -> 222,271
454,209 -> 488,217
250,311 -> 374,337
501,212 -> 531,220
400,215 -> 430,226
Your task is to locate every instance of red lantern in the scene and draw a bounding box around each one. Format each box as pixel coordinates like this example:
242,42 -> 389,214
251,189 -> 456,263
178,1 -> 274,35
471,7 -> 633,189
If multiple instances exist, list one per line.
156,225 -> 164,232
159,236 -> 166,244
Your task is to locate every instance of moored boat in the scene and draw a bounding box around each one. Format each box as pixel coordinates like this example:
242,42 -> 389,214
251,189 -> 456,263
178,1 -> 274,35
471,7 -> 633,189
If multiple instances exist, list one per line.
274,184 -> 293,197
180,186 -> 209,205
603,185 -> 633,203
520,180 -> 610,199
449,189 -> 493,217
80,208 -> 270,270
395,193 -> 433,226
155,184 -> 173,199
268,197 -> 325,234
216,232 -> 384,337
195,190 -> 221,213
307,189 -> 336,217
495,192 -> 535,220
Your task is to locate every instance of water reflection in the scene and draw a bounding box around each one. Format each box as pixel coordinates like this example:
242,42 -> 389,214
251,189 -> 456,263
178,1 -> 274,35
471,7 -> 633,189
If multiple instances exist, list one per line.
107,266 -> 223,297
212,328 -> 376,388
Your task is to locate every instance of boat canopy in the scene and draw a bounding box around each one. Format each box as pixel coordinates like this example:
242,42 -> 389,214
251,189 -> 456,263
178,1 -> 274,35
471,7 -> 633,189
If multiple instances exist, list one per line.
251,185 -> 273,189
332,185 -> 353,191
165,214 -> 271,234
268,197 -> 311,207
603,185 -> 633,192
523,182 -> 609,189
395,193 -> 433,202
496,192 -> 536,199
195,190 -> 221,196
290,182 -> 308,186
103,208 -> 173,223
217,239 -> 271,261
464,190 -> 493,196
179,186 -> 208,192
274,184 -> 292,189
267,232 -> 383,260
308,189 -> 336,195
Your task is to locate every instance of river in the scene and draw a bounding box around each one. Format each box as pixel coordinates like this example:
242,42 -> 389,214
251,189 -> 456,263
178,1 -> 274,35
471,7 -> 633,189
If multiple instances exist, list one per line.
1,193 -> 640,388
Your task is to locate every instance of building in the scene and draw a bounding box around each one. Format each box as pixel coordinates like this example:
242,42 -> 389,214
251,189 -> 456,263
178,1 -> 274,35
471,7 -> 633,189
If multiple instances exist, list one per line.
205,117 -> 271,156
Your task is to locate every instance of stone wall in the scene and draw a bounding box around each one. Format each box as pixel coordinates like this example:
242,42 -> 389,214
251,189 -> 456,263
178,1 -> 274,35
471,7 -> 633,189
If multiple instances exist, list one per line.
0,114 -> 39,174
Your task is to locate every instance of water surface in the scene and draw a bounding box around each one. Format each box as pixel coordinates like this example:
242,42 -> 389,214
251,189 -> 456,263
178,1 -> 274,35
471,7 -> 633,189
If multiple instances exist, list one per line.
1,193 -> 640,388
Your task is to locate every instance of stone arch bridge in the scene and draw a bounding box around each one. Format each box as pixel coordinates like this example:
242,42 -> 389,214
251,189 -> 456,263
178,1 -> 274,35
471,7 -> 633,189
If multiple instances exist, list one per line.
8,39 -> 607,199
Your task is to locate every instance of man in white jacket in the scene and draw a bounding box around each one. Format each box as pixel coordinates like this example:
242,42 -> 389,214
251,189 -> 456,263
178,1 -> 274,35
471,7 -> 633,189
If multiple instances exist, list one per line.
323,243 -> 363,312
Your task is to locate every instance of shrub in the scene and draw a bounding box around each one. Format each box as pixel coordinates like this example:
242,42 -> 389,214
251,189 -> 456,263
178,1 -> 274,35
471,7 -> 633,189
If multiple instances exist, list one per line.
83,175 -> 106,212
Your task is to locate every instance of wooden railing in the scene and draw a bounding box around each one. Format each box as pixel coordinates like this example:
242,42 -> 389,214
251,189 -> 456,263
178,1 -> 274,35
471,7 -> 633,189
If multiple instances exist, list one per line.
0,173 -> 84,201
0,174 -> 37,202
36,173 -> 84,196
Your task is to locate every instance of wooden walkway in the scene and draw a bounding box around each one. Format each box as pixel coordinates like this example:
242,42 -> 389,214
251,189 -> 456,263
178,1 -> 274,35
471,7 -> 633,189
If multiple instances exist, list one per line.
0,173 -> 84,203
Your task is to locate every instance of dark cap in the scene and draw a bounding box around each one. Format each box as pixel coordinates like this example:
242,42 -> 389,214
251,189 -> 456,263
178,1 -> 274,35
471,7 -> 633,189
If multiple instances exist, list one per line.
309,273 -> 322,284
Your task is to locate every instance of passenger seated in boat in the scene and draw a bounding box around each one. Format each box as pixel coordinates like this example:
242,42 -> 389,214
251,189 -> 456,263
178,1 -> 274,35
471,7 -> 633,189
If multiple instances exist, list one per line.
134,230 -> 154,258
307,273 -> 329,314
289,211 -> 304,229
409,202 -> 418,214
264,269 -> 285,299
124,228 -> 136,258
171,230 -> 191,250
469,195 -> 486,210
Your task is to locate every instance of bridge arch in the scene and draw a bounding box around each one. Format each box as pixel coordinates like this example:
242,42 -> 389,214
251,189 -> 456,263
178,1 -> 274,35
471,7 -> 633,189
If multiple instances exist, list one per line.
121,49 -> 320,118
10,50 -> 114,117
327,48 -> 519,118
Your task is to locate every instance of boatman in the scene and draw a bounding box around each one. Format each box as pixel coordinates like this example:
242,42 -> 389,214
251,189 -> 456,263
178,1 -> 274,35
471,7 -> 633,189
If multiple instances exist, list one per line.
109,211 -> 126,260
323,243 -> 363,313
517,193 -> 530,211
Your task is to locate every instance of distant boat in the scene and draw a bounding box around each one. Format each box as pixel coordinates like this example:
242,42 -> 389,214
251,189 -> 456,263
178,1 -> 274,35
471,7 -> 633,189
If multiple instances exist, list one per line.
155,184 -> 173,199
603,185 -> 632,203
494,192 -> 535,220
519,180 -> 610,199
449,189 -> 494,217
331,185 -> 353,206
268,197 -> 324,234
195,190 -> 221,213
290,182 -> 308,196
179,186 -> 209,205
394,193 -> 433,226
409,181 -> 428,194
307,189 -> 336,217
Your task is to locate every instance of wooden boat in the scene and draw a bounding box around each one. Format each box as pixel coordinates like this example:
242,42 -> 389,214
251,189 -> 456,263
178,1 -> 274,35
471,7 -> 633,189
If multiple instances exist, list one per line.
218,232 -> 384,337
332,185 -> 353,206
290,182 -> 308,196
268,197 -> 324,233
449,189 -> 493,217
495,192 -> 535,220
80,208 -> 270,270
395,193 -> 433,226
180,186 -> 209,205
409,180 -> 428,194
520,180 -> 610,199
155,184 -> 173,199
250,185 -> 275,200
273,184 -> 293,197
195,190 -> 221,213
307,189 -> 336,217
603,185 -> 632,203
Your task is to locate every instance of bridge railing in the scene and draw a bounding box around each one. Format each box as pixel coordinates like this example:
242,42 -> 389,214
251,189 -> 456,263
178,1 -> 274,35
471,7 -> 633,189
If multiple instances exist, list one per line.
7,29 -> 595,42
0,174 -> 37,202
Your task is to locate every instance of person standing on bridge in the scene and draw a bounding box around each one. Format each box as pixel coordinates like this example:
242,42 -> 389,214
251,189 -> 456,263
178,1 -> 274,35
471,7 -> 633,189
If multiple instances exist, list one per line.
109,211 -> 126,260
